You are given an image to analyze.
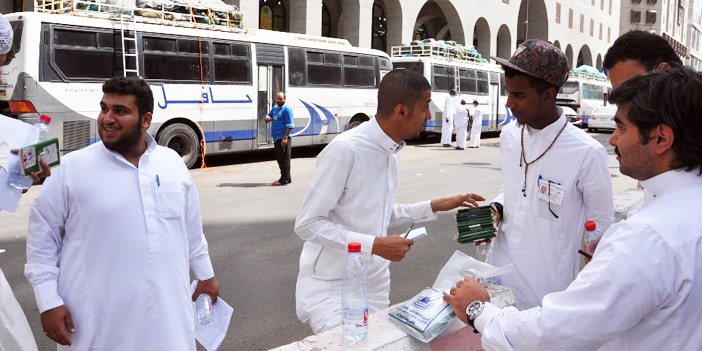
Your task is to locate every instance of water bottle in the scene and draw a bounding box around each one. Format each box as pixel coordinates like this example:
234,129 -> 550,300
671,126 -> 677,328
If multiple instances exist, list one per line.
342,242 -> 368,341
583,221 -> 605,253
9,115 -> 52,190
195,294 -> 213,325
474,239 -> 490,262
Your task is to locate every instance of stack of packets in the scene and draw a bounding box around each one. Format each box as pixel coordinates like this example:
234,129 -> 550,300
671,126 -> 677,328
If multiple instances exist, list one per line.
455,204 -> 498,243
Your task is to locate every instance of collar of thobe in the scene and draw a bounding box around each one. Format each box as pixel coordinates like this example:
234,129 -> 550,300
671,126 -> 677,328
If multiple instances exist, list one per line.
101,134 -> 157,168
367,117 -> 405,154
639,168 -> 702,201
0,136 -> 8,173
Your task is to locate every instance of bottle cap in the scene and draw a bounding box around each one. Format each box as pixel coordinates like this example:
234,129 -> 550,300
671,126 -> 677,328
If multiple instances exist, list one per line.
348,242 -> 361,253
584,221 -> 596,231
39,115 -> 51,124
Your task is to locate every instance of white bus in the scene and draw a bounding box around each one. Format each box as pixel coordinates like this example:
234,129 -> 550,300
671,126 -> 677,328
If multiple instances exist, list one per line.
556,71 -> 611,128
390,44 -> 513,134
1,5 -> 391,167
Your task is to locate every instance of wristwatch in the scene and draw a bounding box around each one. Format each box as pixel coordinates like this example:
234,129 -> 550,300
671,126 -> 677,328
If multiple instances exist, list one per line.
466,301 -> 485,333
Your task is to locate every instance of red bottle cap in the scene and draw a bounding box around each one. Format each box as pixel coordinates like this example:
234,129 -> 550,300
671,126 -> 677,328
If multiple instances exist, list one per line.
39,114 -> 51,124
584,221 -> 596,231
348,242 -> 361,253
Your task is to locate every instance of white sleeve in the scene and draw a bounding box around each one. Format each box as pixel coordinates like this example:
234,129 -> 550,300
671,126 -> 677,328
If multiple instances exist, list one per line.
578,145 -> 615,233
475,222 -> 673,350
24,163 -> 68,313
388,201 -> 437,228
184,170 -> 214,281
294,143 -> 377,259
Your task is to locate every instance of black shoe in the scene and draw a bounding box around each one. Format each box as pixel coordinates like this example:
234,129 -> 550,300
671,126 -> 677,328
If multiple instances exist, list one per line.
455,147 -> 464,150
443,144 -> 451,147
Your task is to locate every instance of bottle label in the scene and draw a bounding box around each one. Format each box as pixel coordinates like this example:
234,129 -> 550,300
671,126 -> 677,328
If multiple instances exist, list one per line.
363,308 -> 368,327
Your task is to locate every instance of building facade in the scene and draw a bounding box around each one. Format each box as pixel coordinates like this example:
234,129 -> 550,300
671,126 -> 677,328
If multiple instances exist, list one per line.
229,0 -> 619,70
686,0 -> 702,70
619,0 -> 688,57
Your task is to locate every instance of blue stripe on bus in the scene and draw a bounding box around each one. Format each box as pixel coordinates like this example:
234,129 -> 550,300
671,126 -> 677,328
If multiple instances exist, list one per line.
204,130 -> 256,142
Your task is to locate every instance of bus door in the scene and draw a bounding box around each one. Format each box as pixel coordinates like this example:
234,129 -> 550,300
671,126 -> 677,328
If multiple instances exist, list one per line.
256,44 -> 285,148
489,72 -> 500,131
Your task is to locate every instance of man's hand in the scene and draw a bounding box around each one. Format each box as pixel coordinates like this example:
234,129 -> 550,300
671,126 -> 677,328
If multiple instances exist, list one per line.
192,277 -> 220,303
41,305 -> 75,346
372,235 -> 414,261
265,116 -> 272,123
430,193 -> 485,212
443,277 -> 490,325
281,137 -> 288,148
11,149 -> 51,185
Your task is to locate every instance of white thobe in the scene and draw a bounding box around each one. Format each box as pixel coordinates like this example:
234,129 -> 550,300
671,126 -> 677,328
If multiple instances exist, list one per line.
469,108 -> 483,148
487,114 -> 614,310
454,105 -> 470,149
476,169 -> 702,351
440,94 -> 457,145
295,117 -> 437,334
25,136 -> 215,351
0,268 -> 38,351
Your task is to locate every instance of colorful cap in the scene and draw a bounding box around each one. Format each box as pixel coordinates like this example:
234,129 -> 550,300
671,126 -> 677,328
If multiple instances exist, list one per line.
491,39 -> 569,87
0,14 -> 11,55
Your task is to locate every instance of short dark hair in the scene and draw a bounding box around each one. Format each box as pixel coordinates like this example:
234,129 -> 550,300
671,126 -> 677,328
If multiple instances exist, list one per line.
377,69 -> 430,118
503,66 -> 559,94
608,67 -> 702,173
603,30 -> 682,71
102,76 -> 154,118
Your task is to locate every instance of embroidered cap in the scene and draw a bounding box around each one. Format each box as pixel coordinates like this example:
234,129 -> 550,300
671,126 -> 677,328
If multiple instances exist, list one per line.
0,14 -> 12,55
491,39 -> 569,87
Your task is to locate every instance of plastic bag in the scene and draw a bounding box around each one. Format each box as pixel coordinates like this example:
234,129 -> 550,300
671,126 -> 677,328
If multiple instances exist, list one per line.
388,287 -> 454,343
433,250 -> 513,289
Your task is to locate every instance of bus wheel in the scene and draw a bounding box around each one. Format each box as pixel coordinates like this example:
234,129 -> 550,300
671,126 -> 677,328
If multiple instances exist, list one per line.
347,119 -> 365,130
157,123 -> 200,168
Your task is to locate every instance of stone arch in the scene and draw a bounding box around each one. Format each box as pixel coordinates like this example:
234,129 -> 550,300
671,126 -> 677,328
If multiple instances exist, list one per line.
517,0 -> 548,44
596,53 -> 603,70
496,23 -> 511,60
413,0 -> 465,45
322,0 -> 343,38
259,0 -> 290,32
565,44 -> 574,69
375,0 -> 403,52
473,17 -> 491,60
553,40 -> 561,50
577,45 -> 593,67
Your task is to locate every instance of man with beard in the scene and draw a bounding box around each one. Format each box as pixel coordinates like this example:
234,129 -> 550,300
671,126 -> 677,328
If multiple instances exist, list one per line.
25,76 -> 219,350
265,92 -> 294,186
485,40 -> 614,310
444,67 -> 702,351
295,69 -> 485,334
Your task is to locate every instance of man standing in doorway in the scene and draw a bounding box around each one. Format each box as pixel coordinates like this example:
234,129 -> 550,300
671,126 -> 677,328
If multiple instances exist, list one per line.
25,76 -> 219,350
486,40 -> 614,310
468,100 -> 483,148
266,92 -> 294,186
440,89 -> 458,147
295,69 -> 484,334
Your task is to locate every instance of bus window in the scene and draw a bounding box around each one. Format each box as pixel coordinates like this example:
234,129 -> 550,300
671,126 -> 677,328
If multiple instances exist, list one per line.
344,55 -> 375,87
307,51 -> 341,86
559,81 -> 579,94
51,28 -> 122,80
213,42 -> 251,84
459,68 -> 476,93
432,64 -> 453,92
476,71 -> 489,95
500,73 -> 506,96
392,61 -> 423,75
142,36 -> 211,82
288,47 -> 306,86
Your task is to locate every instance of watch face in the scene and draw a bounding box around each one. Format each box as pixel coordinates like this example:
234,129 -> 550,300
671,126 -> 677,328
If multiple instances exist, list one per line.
467,301 -> 484,320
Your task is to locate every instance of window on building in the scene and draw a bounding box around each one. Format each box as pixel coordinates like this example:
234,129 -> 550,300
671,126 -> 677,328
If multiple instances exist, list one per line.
599,23 -> 603,40
569,9 -> 574,28
259,0 -> 286,32
608,27 -> 611,43
631,10 -> 641,23
592,0 -> 595,5
646,10 -> 657,24
609,0 -> 612,14
556,3 -> 561,23
580,14 -> 584,32
632,0 -> 641,3
590,18 -> 594,36
647,0 -> 657,4
372,2 -> 387,52
322,4 -> 331,37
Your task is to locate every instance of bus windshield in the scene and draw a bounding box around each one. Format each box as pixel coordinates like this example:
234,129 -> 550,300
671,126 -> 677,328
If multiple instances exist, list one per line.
559,81 -> 579,94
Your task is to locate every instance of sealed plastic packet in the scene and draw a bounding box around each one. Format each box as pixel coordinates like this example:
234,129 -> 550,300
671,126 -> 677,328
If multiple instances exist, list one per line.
387,287 -> 454,343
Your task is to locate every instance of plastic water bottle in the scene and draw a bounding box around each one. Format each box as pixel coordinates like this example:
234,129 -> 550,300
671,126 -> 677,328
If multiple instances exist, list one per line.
342,242 -> 368,341
583,221 -> 605,253
9,115 -> 52,190
196,294 -> 213,325
474,239 -> 490,262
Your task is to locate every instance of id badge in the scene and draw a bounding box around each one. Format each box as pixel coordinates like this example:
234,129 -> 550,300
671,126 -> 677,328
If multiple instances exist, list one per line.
537,176 -> 566,206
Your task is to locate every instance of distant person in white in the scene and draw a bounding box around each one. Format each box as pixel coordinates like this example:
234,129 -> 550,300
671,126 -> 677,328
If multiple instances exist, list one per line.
445,67 -> 702,351
25,76 -> 220,350
440,89 -> 458,147
453,99 -> 469,150
295,69 -> 485,334
468,100 -> 483,148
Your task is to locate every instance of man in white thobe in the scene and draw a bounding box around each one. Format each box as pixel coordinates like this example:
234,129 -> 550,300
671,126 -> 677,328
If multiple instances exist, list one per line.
25,77 -> 219,350
444,67 -> 702,351
440,89 -> 457,146
295,69 -> 484,334
487,40 -> 614,310
454,100 -> 469,150
468,100 -> 483,148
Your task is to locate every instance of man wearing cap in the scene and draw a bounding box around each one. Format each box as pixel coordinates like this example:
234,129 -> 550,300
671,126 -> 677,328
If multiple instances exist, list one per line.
485,40 -> 614,310
440,89 -> 458,147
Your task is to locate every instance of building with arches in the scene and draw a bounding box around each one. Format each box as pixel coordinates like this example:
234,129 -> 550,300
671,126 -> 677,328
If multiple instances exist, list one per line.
226,0 -> 620,70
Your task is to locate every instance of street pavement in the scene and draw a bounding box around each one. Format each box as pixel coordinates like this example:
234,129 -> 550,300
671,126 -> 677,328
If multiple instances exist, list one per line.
0,130 -> 632,351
